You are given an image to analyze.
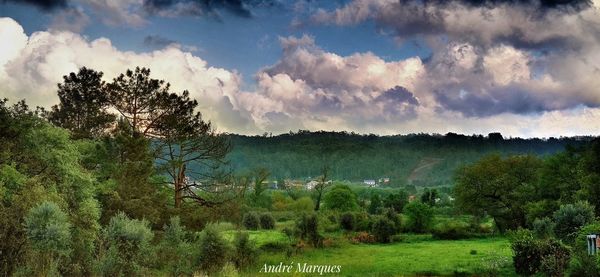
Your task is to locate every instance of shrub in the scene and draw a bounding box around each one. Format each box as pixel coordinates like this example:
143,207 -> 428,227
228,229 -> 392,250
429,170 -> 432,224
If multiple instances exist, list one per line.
292,197 -> 314,212
24,201 -> 72,276
259,213 -> 275,230
217,262 -> 239,277
340,212 -> 355,231
296,213 -> 322,247
553,201 -> 595,242
403,201 -> 433,233
197,224 -> 230,274
539,239 -> 571,277
354,212 -> 373,232
242,212 -> 259,230
371,217 -> 396,243
510,229 -> 572,276
98,212 -> 154,276
350,232 -> 375,244
383,208 -> 402,233
323,185 -> 359,211
232,232 -> 258,270
156,216 -> 194,277
533,217 -> 555,239
432,220 -> 471,240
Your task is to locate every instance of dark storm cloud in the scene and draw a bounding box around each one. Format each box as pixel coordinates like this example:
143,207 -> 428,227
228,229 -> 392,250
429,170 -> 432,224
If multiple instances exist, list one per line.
416,0 -> 592,10
143,0 -> 278,18
143,35 -> 176,48
376,86 -> 419,106
2,0 -> 68,11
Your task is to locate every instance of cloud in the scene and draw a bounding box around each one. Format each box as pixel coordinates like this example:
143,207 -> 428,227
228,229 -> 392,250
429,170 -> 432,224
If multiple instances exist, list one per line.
0,17 -> 254,133
142,0 -> 278,19
49,6 -> 90,32
143,35 -> 177,48
2,0 -> 68,11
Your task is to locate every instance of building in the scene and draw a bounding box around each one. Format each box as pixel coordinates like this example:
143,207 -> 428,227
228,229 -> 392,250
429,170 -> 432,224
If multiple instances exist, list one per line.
306,180 -> 319,190
363,179 -> 376,187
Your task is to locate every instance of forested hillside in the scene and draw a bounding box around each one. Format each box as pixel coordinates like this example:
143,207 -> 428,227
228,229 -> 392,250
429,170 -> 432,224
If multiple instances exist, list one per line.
226,131 -> 592,186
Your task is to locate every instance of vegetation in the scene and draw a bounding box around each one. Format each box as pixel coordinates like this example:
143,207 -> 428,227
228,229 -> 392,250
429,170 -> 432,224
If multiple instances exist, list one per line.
3,65 -> 600,276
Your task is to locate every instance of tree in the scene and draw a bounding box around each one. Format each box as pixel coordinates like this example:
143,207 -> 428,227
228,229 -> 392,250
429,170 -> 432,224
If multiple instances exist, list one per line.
454,154 -> 541,233
383,191 -> 408,213
368,193 -> 382,214
313,165 -> 330,211
323,184 -> 359,211
420,188 -> 438,206
553,201 -> 595,242
24,201 -> 72,276
403,201 -> 433,233
371,217 -> 396,243
48,67 -> 115,139
197,224 -> 230,274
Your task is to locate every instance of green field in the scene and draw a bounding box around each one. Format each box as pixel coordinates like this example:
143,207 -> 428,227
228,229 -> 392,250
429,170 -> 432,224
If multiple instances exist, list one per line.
234,235 -> 514,277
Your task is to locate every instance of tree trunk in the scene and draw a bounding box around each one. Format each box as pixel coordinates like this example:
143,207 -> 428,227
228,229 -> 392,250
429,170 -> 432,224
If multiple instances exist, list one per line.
174,163 -> 186,208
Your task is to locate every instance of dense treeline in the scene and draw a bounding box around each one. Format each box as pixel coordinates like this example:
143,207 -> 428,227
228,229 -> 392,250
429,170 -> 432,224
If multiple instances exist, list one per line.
226,131 -> 591,185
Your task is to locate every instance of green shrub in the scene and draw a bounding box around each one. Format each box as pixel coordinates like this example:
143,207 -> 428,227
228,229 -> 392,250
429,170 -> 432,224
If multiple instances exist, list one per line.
553,201 -> 595,242
323,185 -> 359,211
156,216 -> 195,277
383,208 -> 402,233
98,212 -> 154,276
296,213 -> 322,247
371,217 -> 396,243
340,212 -> 355,231
24,201 -> 72,276
242,212 -> 259,230
232,232 -> 258,270
533,217 -> 555,239
197,224 -> 230,274
510,229 -> 572,276
403,201 -> 433,233
539,239 -> 571,277
217,262 -> 239,277
354,212 -> 373,232
259,213 -> 275,230
432,220 -> 471,240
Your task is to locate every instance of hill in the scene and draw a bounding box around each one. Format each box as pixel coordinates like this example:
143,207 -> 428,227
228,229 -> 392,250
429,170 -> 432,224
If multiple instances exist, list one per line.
225,131 -> 592,187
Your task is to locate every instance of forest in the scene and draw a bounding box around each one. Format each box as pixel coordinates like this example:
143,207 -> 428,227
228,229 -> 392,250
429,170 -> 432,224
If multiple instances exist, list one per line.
3,66 -> 600,277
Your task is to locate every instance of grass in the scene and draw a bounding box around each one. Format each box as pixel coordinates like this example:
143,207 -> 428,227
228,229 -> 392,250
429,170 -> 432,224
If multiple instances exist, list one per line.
242,235 -> 514,276
222,229 -> 290,247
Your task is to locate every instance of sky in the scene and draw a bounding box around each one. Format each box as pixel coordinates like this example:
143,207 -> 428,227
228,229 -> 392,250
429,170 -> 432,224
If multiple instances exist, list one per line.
0,0 -> 599,138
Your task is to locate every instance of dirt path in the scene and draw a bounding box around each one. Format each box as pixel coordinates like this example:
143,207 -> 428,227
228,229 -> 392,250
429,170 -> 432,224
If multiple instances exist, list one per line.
408,157 -> 443,182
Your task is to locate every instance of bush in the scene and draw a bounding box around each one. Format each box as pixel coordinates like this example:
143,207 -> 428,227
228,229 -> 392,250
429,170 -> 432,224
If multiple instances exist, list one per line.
371,217 -> 396,243
232,232 -> 258,270
553,201 -> 595,242
403,201 -> 433,233
242,212 -> 259,230
432,220 -> 471,240
197,224 -> 230,274
349,232 -> 375,244
539,239 -> 571,277
156,216 -> 194,277
323,185 -> 359,211
354,212 -> 373,232
383,208 -> 402,233
340,212 -> 355,231
259,213 -> 275,230
217,262 -> 239,277
296,213 -> 322,247
533,217 -> 555,239
510,229 -> 571,276
24,201 -> 72,276
98,212 -> 154,276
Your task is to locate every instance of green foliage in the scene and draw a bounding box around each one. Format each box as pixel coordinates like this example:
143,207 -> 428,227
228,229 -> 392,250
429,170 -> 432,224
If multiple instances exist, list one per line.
432,220 -> 471,240
292,196 -> 314,212
340,212 -> 355,231
98,212 -> 154,276
296,213 -> 322,247
383,208 -> 402,233
454,154 -> 542,233
259,213 -> 276,230
553,201 -> 595,242
242,212 -> 260,230
368,194 -> 382,214
197,224 -> 230,274
156,216 -> 195,277
510,229 -> 571,276
533,217 -> 555,239
24,201 -> 72,276
323,184 -> 359,211
403,201 -> 433,233
420,188 -> 438,206
371,217 -> 396,243
232,232 -> 258,270
383,191 -> 409,213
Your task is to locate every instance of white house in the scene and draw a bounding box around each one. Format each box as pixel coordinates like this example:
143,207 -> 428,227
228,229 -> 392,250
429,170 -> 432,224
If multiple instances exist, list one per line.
306,180 -> 319,190
363,180 -> 376,187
